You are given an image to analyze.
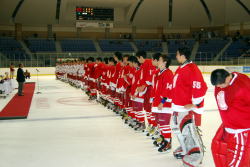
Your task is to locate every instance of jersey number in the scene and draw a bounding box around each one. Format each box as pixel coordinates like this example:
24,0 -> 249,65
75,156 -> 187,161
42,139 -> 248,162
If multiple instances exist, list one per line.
193,81 -> 201,89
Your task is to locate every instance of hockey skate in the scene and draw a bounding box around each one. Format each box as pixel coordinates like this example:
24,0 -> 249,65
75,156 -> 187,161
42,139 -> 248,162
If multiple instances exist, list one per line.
151,129 -> 160,140
106,102 -> 112,110
86,91 -> 90,96
173,146 -> 185,159
153,135 -> 164,147
112,105 -> 118,113
103,100 -> 108,107
88,95 -> 97,101
127,119 -> 133,126
183,153 -> 203,167
145,125 -> 152,135
140,123 -> 146,132
146,126 -> 156,137
134,123 -> 145,132
128,119 -> 137,128
133,122 -> 141,130
133,121 -> 142,130
125,115 -> 133,124
108,103 -> 115,111
119,109 -> 126,117
121,112 -> 128,120
124,116 -> 130,124
158,139 -> 171,152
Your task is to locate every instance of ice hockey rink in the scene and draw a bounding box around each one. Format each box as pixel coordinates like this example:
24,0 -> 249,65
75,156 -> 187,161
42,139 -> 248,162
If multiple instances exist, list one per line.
0,74 -> 220,167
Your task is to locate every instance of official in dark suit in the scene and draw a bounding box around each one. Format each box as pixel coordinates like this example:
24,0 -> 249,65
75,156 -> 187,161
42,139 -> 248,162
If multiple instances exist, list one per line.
16,63 -> 25,96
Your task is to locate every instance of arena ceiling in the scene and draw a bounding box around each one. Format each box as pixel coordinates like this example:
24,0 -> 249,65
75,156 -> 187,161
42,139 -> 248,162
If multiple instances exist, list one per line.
0,0 -> 249,28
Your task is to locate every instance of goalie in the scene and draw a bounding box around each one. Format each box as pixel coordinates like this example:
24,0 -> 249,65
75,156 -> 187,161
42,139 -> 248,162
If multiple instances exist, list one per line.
211,69 -> 250,167
171,47 -> 208,167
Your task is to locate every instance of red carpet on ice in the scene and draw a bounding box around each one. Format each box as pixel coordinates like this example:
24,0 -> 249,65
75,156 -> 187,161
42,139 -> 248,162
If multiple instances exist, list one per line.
0,82 -> 35,120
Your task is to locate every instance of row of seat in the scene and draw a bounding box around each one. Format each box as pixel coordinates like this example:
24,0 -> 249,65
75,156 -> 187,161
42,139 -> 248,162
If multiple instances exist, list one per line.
135,40 -> 162,52
195,39 -> 228,61
0,38 -> 30,60
98,40 -> 133,52
222,39 -> 249,61
168,40 -> 196,59
26,39 -> 56,52
61,40 -> 96,52
1,38 -> 249,61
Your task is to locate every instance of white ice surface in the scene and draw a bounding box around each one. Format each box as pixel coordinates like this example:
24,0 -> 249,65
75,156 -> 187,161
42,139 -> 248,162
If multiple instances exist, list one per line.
0,75 -> 220,167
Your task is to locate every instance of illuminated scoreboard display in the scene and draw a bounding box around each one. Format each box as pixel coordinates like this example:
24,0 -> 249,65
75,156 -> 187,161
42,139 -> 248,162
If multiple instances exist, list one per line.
76,7 -> 114,21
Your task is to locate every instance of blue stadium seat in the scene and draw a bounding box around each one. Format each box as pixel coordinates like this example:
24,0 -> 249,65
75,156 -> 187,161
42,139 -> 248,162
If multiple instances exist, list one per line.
195,39 -> 228,61
135,40 -> 162,52
168,39 -> 195,59
0,37 -> 29,60
99,40 -> 134,52
26,39 -> 56,52
61,39 -> 96,52
222,39 -> 249,61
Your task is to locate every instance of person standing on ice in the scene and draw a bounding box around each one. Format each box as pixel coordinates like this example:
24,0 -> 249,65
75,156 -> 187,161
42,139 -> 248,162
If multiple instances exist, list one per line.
135,51 -> 156,132
171,47 -> 208,167
16,63 -> 26,96
211,69 -> 250,167
150,54 -> 173,152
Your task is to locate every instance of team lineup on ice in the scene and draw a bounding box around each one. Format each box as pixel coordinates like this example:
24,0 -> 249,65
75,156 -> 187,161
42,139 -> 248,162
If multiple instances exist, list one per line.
0,49 -> 249,167
52,49 -> 249,167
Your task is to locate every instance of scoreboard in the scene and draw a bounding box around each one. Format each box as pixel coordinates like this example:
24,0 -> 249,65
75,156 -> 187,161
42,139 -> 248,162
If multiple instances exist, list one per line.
76,7 -> 114,21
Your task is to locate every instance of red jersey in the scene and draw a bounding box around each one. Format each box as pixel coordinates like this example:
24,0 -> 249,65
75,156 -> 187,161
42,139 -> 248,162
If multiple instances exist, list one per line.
123,65 -> 135,88
100,64 -> 109,85
152,68 -> 173,114
84,63 -> 92,78
131,67 -> 144,103
107,65 -> 116,88
88,63 -> 96,82
172,62 -> 207,114
116,65 -> 131,92
138,59 -> 155,87
83,64 -> 88,78
215,72 -> 250,130
150,68 -> 159,100
94,62 -> 105,80
110,62 -> 122,88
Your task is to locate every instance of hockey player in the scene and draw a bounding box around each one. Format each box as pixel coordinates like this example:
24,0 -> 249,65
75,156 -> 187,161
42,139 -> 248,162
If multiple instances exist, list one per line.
116,54 -> 131,116
99,57 -> 109,105
55,63 -> 61,80
129,56 -> 145,130
93,57 -> 105,102
151,54 -> 173,152
82,59 -> 89,89
111,52 -> 123,112
135,51 -> 156,131
211,69 -> 250,167
84,57 -> 95,97
171,47 -> 207,166
105,57 -> 116,109
78,58 -> 85,89
123,56 -> 136,124
146,53 -> 161,136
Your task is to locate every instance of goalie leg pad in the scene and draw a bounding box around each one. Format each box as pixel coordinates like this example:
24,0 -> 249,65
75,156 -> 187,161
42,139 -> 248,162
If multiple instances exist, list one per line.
172,111 -> 204,165
182,122 -> 204,167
